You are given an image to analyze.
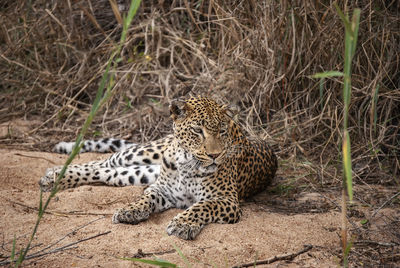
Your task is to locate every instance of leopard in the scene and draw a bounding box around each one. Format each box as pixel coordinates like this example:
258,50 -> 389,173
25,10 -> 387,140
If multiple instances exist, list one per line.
39,96 -> 278,240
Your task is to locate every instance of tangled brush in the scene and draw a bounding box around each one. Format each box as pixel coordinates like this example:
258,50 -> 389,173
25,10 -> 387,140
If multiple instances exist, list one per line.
1,0 -> 399,183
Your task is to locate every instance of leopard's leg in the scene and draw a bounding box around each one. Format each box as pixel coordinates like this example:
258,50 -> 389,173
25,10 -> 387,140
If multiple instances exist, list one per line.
166,197 -> 241,240
112,184 -> 174,224
40,136 -> 173,191
39,163 -> 159,192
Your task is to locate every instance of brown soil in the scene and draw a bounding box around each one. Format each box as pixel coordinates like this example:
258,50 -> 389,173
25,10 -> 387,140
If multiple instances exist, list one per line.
0,147 -> 398,267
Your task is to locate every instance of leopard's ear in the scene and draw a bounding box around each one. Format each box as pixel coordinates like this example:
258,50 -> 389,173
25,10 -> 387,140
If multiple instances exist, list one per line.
221,104 -> 239,122
170,98 -> 192,120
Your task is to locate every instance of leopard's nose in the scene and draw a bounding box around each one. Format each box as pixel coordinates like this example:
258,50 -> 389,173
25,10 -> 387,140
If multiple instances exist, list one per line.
207,152 -> 221,159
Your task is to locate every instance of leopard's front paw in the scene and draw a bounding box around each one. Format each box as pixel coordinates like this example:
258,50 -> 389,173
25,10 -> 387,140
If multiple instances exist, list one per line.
39,168 -> 60,192
112,208 -> 150,225
166,217 -> 203,240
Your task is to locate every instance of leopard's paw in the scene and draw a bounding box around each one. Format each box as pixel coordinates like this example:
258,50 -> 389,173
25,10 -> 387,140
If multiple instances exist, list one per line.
112,208 -> 150,225
166,217 -> 203,240
38,168 -> 60,192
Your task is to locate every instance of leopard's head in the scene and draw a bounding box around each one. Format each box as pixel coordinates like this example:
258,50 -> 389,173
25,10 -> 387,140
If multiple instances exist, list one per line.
170,96 -> 239,168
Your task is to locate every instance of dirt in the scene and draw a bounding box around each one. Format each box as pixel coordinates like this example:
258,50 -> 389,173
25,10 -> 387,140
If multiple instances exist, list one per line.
0,148 -> 398,267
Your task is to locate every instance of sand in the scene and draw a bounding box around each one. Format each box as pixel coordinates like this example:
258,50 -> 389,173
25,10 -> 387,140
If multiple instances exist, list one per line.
0,149 -> 347,267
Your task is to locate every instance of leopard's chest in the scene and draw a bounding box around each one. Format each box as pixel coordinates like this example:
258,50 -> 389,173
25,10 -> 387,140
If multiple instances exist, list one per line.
158,143 -> 218,208
167,173 -> 206,208
173,169 -> 214,208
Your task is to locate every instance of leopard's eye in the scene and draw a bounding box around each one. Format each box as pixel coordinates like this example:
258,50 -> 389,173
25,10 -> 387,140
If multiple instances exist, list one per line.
191,127 -> 203,135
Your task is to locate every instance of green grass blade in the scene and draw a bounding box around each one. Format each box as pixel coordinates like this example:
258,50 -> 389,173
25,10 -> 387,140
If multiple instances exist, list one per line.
319,78 -> 325,111
343,130 -> 353,201
350,9 -> 361,58
343,238 -> 353,268
123,0 -> 141,33
312,71 -> 343,79
334,4 -> 351,34
38,190 -> 43,214
170,242 -> 191,268
343,36 -> 351,129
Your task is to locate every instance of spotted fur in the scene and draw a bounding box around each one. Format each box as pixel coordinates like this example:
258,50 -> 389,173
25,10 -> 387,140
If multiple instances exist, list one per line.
53,138 -> 135,154
39,96 -> 277,240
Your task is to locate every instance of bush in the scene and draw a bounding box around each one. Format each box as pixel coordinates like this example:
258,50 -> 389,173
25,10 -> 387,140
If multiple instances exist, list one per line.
1,0 -> 399,183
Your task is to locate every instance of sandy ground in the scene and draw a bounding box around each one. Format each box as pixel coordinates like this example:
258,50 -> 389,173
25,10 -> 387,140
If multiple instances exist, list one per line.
0,149 -> 348,267
1,148 -> 399,267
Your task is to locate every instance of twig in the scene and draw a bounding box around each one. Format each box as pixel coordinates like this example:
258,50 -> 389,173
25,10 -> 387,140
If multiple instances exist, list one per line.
50,211 -> 112,216
2,197 -> 61,216
132,246 -> 212,259
32,217 -> 106,256
371,192 -> 400,218
0,53 -> 35,73
2,216 -> 105,259
354,240 -> 398,247
14,153 -> 57,165
132,248 -> 176,258
2,196 -> 112,216
1,217 -> 106,260
84,197 -> 123,206
0,231 -> 111,266
232,244 -> 313,268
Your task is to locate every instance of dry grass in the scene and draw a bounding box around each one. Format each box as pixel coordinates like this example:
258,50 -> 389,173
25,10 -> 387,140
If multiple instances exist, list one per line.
1,1 -> 399,174
1,0 -> 399,176
0,1 -> 400,264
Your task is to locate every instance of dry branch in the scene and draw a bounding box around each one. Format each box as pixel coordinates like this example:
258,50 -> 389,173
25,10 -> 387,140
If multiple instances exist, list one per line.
371,192 -> 400,218
0,231 -> 111,266
2,196 -> 112,216
232,244 -> 313,268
